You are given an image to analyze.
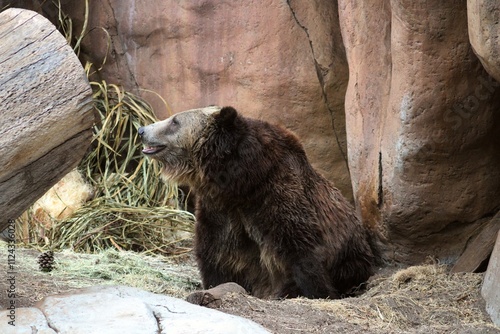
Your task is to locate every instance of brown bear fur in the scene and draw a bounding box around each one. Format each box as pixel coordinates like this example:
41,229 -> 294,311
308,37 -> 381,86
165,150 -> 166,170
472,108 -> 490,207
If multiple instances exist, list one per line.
139,106 -> 379,299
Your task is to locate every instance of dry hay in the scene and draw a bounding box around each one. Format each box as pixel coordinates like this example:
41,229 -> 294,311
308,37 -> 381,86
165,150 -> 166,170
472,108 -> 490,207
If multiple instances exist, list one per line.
2,243 -> 201,300
43,201 -> 193,255
51,248 -> 201,297
13,0 -> 194,256
166,263 -> 497,333
16,79 -> 195,255
306,264 -> 493,332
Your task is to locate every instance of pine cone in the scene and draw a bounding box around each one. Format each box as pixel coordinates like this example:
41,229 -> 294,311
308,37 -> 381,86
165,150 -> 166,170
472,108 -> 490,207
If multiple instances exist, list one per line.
37,251 -> 55,272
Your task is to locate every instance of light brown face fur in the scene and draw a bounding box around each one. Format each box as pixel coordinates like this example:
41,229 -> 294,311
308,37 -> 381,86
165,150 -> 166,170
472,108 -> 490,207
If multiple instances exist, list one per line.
139,106 -> 221,186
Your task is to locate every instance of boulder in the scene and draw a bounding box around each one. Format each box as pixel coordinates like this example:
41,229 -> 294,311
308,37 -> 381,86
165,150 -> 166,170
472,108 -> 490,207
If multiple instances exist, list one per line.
186,282 -> 247,308
38,293 -> 158,334
0,285 -> 270,334
339,0 -> 500,262
468,0 -> 500,81
0,307 -> 55,334
451,212 -> 500,273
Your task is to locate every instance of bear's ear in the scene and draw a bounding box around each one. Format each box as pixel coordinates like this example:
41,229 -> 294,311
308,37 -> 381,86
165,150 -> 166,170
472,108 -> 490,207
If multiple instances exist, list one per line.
214,106 -> 238,126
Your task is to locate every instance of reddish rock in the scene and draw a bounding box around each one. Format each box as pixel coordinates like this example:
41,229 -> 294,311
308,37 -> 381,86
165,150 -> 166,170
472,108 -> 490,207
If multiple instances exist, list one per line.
57,0 -> 352,200
468,0 -> 500,81
339,0 -> 500,262
451,215 -> 500,273
338,1 -> 392,229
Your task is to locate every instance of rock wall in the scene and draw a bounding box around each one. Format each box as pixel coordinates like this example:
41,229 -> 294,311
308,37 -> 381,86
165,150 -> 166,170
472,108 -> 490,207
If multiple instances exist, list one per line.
339,0 -> 500,262
58,0 -> 353,201
4,0 -> 500,263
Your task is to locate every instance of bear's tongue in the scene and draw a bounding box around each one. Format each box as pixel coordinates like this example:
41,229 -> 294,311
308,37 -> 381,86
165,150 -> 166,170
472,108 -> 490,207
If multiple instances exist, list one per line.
142,146 -> 164,154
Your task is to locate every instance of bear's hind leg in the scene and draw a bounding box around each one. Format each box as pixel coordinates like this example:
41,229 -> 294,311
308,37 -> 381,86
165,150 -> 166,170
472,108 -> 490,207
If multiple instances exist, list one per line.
289,255 -> 340,299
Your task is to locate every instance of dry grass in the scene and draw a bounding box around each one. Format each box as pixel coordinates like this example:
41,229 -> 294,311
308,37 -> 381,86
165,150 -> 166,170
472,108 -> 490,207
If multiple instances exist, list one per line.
305,264 -> 491,332
50,248 -> 200,297
17,81 -> 195,255
0,243 -> 200,306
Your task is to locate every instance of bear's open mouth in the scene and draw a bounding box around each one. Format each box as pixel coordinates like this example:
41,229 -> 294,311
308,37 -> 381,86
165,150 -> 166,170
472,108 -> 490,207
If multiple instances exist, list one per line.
142,145 -> 166,155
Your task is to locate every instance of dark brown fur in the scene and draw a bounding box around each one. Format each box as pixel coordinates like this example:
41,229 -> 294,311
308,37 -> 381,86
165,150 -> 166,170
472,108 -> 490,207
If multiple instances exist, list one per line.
139,106 -> 379,299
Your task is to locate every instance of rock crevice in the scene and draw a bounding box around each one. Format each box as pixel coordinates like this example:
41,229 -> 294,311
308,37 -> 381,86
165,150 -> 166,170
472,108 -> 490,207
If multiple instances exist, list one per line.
286,0 -> 349,169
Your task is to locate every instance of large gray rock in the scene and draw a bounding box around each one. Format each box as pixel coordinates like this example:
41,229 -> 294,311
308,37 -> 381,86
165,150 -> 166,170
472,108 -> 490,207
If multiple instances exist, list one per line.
0,307 -> 55,334
38,292 -> 158,333
0,285 -> 269,334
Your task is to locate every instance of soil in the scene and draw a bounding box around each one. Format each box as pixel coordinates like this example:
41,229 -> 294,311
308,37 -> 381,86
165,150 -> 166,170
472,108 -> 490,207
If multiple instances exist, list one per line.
0,243 -> 498,334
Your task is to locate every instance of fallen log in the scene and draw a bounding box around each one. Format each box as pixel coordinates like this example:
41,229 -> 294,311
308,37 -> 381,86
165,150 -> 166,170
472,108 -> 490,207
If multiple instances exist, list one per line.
0,8 -> 94,232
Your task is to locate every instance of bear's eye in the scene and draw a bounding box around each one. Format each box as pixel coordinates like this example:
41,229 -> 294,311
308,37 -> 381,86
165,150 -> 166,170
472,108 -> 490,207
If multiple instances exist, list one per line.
165,117 -> 181,135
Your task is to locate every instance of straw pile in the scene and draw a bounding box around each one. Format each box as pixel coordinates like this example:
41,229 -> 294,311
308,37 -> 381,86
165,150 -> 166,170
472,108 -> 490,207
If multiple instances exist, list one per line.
216,263 -> 495,333
17,81 -> 194,255
307,264 -> 489,332
50,248 -> 201,297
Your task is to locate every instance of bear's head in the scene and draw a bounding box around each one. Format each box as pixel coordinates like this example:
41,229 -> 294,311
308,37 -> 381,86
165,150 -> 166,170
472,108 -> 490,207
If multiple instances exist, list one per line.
138,106 -> 238,186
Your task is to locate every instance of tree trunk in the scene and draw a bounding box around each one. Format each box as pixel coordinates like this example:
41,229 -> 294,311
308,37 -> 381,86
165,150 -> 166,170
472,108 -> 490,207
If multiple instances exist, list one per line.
0,8 -> 94,232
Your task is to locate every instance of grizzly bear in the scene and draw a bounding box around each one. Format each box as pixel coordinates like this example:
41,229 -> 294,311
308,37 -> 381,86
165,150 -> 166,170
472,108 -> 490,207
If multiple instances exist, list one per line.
139,106 -> 379,299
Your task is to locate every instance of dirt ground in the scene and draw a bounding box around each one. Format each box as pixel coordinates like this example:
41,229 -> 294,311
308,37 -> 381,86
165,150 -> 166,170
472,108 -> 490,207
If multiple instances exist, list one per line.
0,243 -> 498,334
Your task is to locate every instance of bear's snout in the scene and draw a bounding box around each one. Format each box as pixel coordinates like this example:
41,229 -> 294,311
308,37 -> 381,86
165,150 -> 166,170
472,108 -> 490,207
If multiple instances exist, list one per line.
138,124 -> 166,155
138,125 -> 154,142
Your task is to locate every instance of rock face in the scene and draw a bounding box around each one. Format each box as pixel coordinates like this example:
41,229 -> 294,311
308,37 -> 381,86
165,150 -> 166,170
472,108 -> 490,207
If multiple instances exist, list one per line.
339,0 -> 500,261
62,0 -> 500,262
468,0 -> 500,81
0,285 -> 269,334
58,0 -> 353,200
